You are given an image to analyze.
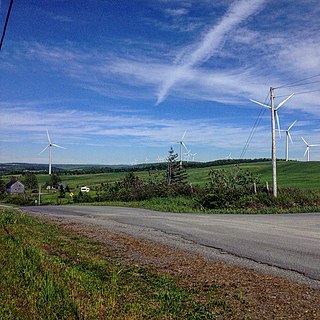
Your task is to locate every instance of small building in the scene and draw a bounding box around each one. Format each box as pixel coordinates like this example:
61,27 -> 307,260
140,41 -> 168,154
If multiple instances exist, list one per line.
58,183 -> 69,190
6,180 -> 25,194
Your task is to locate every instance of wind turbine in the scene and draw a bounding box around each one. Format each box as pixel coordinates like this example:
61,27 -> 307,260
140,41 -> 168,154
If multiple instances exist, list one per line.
250,93 -> 294,137
226,153 -> 232,160
177,130 -> 188,167
301,137 -> 320,162
183,149 -> 191,162
39,130 -> 65,175
191,152 -> 197,161
250,90 -> 294,198
280,120 -> 297,161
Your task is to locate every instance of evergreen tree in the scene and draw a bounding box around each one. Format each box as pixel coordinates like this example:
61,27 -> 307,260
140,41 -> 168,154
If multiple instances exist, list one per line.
166,147 -> 188,186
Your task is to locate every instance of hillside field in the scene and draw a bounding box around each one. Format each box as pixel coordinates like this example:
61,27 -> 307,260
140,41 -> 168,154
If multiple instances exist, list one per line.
3,161 -> 320,191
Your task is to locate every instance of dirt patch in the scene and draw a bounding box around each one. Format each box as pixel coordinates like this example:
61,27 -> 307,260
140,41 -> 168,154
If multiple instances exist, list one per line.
49,217 -> 320,319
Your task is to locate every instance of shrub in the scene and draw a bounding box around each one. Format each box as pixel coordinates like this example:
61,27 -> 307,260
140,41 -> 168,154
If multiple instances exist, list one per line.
198,168 -> 260,209
73,191 -> 94,203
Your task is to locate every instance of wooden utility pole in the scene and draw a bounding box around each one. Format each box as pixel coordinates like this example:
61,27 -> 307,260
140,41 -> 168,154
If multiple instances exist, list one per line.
180,142 -> 183,168
38,184 -> 41,206
270,87 -> 277,197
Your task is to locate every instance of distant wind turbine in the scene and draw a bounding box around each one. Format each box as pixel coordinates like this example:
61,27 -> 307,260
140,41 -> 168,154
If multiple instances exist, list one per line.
39,130 -> 65,175
177,130 -> 188,167
301,137 -> 320,162
156,156 -> 165,162
250,93 -> 294,137
280,120 -> 297,161
183,149 -> 191,162
191,152 -> 197,161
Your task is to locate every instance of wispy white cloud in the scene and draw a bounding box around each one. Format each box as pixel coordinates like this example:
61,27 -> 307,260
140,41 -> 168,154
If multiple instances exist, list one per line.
164,8 -> 189,16
0,105 -> 268,152
155,0 -> 266,104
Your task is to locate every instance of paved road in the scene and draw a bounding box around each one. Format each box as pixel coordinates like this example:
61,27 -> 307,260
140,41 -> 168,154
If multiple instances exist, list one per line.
23,206 -> 320,288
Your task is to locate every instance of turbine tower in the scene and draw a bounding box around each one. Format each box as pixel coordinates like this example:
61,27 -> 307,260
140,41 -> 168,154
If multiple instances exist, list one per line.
176,130 -> 188,167
301,137 -> 320,162
39,130 -> 65,175
280,120 -> 297,161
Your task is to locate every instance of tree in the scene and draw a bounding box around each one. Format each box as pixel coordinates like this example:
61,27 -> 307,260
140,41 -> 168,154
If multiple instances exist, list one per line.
23,172 -> 38,190
59,185 -> 65,198
166,147 -> 178,185
46,174 -> 61,188
0,177 -> 6,196
166,147 -> 188,186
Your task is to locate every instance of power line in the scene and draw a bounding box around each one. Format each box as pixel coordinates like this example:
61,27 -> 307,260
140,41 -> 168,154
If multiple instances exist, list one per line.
275,73 -> 320,89
240,91 -> 269,159
294,89 -> 320,96
0,0 -> 14,51
276,88 -> 320,98
276,79 -> 320,89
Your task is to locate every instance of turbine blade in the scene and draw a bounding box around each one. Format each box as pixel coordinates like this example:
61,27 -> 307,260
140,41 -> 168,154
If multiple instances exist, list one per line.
249,99 -> 271,109
275,93 -> 294,110
181,130 -> 187,140
39,145 -> 49,155
52,143 -> 66,149
288,132 -> 293,144
182,141 -> 188,151
275,111 -> 281,138
301,137 -> 308,145
46,130 -> 52,144
304,147 -> 308,157
288,120 -> 297,131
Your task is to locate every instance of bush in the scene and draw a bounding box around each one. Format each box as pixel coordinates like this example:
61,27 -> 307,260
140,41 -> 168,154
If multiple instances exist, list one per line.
198,168 -> 260,209
3,194 -> 34,206
73,191 -> 94,203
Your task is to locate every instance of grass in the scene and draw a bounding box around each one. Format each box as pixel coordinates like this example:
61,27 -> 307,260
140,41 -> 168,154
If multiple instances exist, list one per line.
4,160 -> 320,190
2,161 -> 320,212
0,208 -> 236,319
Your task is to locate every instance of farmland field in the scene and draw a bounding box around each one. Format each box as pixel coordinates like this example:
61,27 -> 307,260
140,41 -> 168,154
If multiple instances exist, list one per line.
3,160 -> 320,190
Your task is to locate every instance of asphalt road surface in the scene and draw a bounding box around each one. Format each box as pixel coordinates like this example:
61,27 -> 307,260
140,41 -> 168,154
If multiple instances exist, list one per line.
23,206 -> 320,288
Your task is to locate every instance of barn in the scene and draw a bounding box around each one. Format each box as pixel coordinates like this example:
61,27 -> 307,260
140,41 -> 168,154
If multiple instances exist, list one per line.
6,180 -> 25,194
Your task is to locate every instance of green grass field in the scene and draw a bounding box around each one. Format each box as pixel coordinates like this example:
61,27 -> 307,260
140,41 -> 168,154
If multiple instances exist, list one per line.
188,161 -> 320,189
0,208 -> 240,319
5,160 -> 320,190
2,161 -> 320,210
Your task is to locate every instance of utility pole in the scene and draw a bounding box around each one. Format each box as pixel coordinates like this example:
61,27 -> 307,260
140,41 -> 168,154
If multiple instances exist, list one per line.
250,90 -> 294,197
38,184 -> 41,206
270,87 -> 277,197
180,142 -> 183,168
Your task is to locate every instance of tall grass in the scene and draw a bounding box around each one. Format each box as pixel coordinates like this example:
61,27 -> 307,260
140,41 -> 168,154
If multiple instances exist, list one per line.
0,208 -> 235,319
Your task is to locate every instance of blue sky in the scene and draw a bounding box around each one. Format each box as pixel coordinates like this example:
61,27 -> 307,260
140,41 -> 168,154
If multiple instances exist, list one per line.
1,0 -> 320,165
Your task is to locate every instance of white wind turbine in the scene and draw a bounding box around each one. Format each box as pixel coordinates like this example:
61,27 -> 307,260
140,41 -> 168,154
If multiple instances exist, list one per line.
191,152 -> 197,161
301,137 -> 320,162
250,93 -> 294,136
183,149 -> 191,162
39,130 -> 65,175
280,120 -> 297,161
176,130 -> 188,167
